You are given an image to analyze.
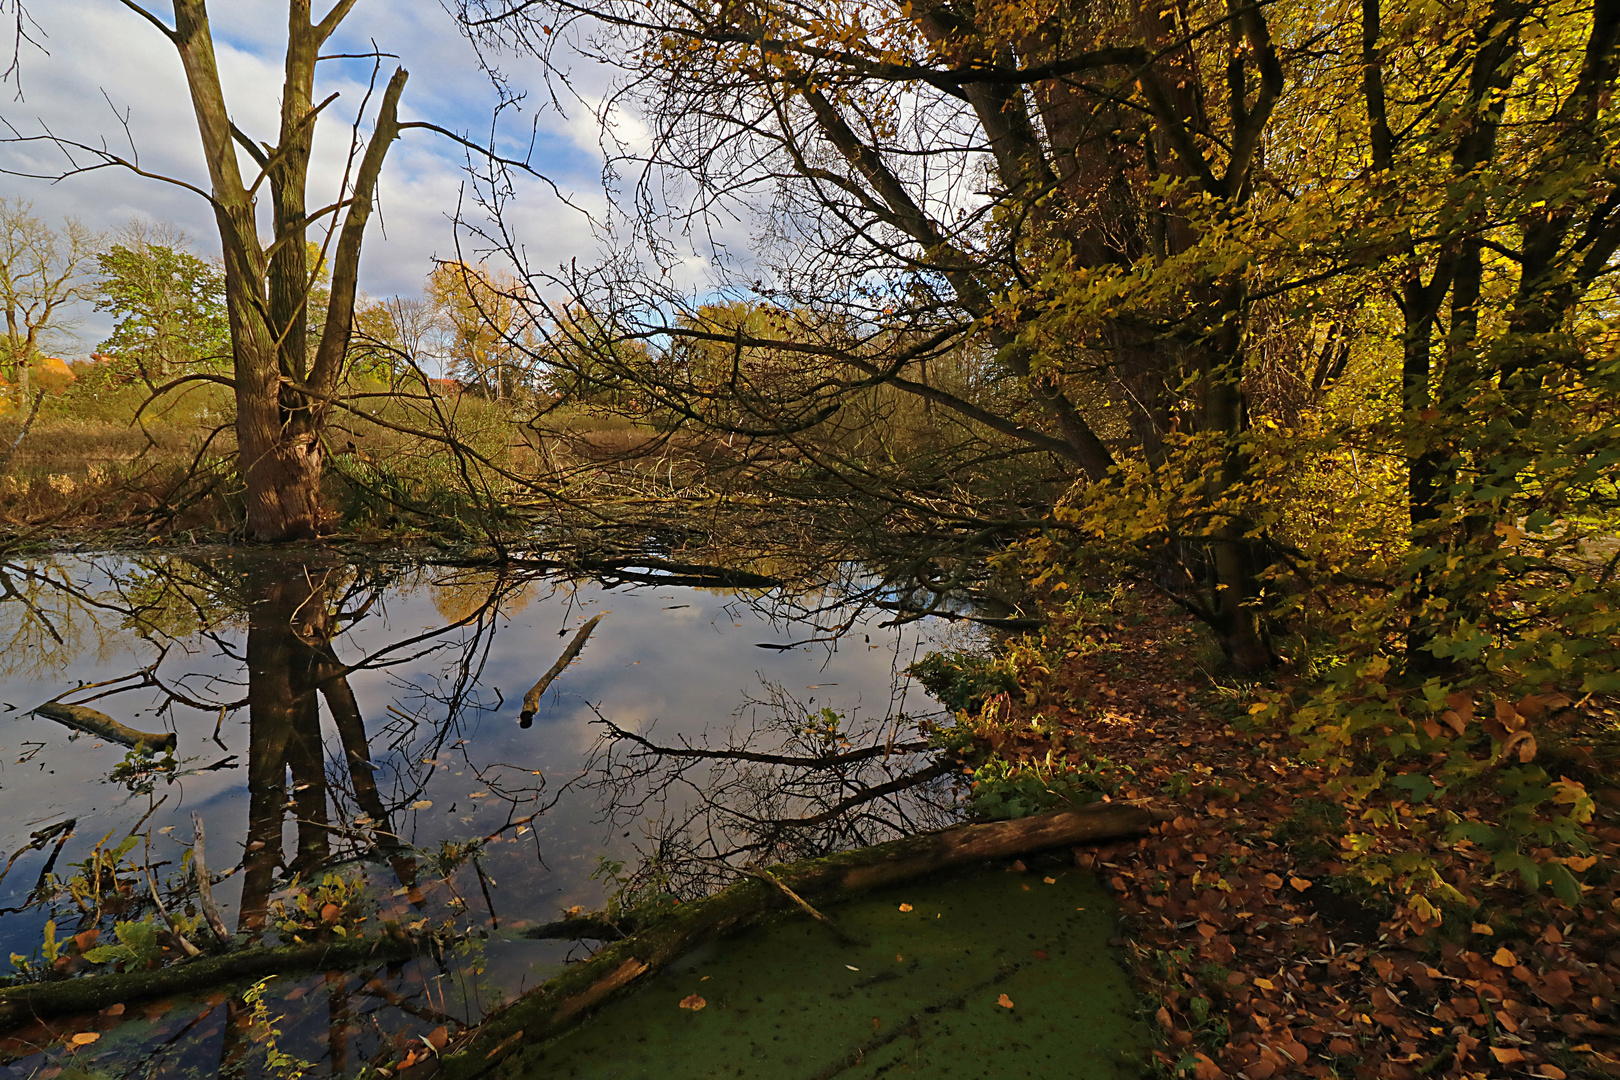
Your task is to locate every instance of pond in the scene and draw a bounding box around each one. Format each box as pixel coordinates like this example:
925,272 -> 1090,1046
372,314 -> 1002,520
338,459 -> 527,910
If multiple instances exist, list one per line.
0,548 -> 972,1078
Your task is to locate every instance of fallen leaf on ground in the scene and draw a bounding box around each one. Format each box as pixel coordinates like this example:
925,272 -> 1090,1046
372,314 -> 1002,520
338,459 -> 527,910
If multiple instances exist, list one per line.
70,1033 -> 100,1046
1043,876 -> 1057,884
1492,947 -> 1518,967
1471,922 -> 1494,935
679,995 -> 706,1010
425,1026 -> 449,1050
1289,876 -> 1312,891
997,994 -> 1014,1008
898,903 -> 913,912
1490,1046 -> 1525,1064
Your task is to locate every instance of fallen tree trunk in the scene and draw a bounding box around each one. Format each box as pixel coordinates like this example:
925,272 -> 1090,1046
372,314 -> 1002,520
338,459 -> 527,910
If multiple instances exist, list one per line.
428,802 -> 1159,1080
520,614 -> 604,726
33,702 -> 177,752
0,931 -> 428,1031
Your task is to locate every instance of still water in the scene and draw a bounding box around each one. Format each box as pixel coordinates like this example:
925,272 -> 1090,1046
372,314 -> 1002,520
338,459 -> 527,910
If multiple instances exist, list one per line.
0,549 -> 963,1078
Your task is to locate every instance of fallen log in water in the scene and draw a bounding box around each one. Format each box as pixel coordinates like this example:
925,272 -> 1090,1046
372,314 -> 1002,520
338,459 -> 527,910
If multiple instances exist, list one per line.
519,614 -> 603,727
0,931 -> 429,1032
32,702 -> 177,752
428,802 -> 1160,1080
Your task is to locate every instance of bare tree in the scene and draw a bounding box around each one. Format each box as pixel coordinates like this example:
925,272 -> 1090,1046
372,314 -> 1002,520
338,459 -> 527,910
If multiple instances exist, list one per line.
1,3 -> 428,541
0,196 -> 97,403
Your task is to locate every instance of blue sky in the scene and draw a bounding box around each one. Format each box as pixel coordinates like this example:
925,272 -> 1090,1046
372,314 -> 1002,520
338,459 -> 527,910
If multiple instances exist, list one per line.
0,0 -> 622,352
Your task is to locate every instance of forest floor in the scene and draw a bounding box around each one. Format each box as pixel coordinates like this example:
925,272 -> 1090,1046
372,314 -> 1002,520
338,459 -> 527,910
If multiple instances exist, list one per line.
964,594 -> 1620,1080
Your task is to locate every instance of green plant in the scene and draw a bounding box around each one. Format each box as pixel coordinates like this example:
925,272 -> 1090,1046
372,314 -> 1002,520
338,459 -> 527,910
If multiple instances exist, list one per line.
965,756 -> 1112,821
907,651 -> 1019,715
242,976 -> 317,1080
82,916 -> 164,968
8,917 -> 64,974
272,872 -> 370,941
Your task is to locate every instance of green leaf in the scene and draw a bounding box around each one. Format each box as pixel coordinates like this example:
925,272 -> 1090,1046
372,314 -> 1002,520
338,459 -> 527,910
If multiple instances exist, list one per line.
83,945 -> 129,964
1544,863 -> 1582,906
1494,851 -> 1540,891
1582,672 -> 1620,695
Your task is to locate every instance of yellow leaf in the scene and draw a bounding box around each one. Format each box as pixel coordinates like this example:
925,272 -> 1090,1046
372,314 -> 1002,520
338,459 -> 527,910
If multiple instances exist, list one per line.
1253,977 -> 1275,990
1565,856 -> 1597,872
997,993 -> 1014,1009
1471,922 -> 1494,935
1492,947 -> 1518,968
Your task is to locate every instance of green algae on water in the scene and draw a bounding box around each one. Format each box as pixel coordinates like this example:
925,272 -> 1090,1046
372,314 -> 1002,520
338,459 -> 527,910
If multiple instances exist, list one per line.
503,861 -> 1150,1079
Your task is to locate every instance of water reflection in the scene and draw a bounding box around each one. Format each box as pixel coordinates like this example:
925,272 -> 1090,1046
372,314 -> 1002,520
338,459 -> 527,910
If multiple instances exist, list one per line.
0,550 -> 959,1076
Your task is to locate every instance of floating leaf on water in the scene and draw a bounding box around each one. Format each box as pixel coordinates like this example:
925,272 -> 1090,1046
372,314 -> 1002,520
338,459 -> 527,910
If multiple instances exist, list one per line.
678,995 -> 706,1011
411,800 -> 433,810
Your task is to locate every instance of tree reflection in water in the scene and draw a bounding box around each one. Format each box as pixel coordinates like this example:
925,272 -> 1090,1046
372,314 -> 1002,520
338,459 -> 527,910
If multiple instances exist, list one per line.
0,551 -> 956,1077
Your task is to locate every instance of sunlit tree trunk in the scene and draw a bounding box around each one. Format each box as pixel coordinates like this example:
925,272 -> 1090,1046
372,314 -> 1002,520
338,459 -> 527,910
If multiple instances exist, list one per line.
168,1 -> 407,541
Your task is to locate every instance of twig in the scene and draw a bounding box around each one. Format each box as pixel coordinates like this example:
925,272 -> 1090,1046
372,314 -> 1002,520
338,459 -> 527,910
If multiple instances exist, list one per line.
190,812 -> 231,944
145,865 -> 202,958
519,614 -> 604,726
745,867 -> 865,946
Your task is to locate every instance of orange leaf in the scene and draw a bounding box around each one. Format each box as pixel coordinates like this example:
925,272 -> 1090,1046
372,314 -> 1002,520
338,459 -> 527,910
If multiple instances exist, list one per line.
1440,709 -> 1467,736
1471,922 -> 1494,935
1289,876 -> 1312,892
1565,856 -> 1597,872
1192,1051 -> 1223,1080
1494,699 -> 1524,733
1253,977 -> 1275,991
425,1025 -> 449,1051
1421,719 -> 1442,740
996,993 -> 1014,1009
1445,691 -> 1475,722
1197,923 -> 1217,940
1492,947 -> 1518,968
70,1032 -> 101,1047
1489,1046 -> 1525,1064
1262,873 -> 1284,890
679,995 -> 707,1011
898,903 -> 913,912
1503,730 -> 1537,763
1537,1066 -> 1568,1079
